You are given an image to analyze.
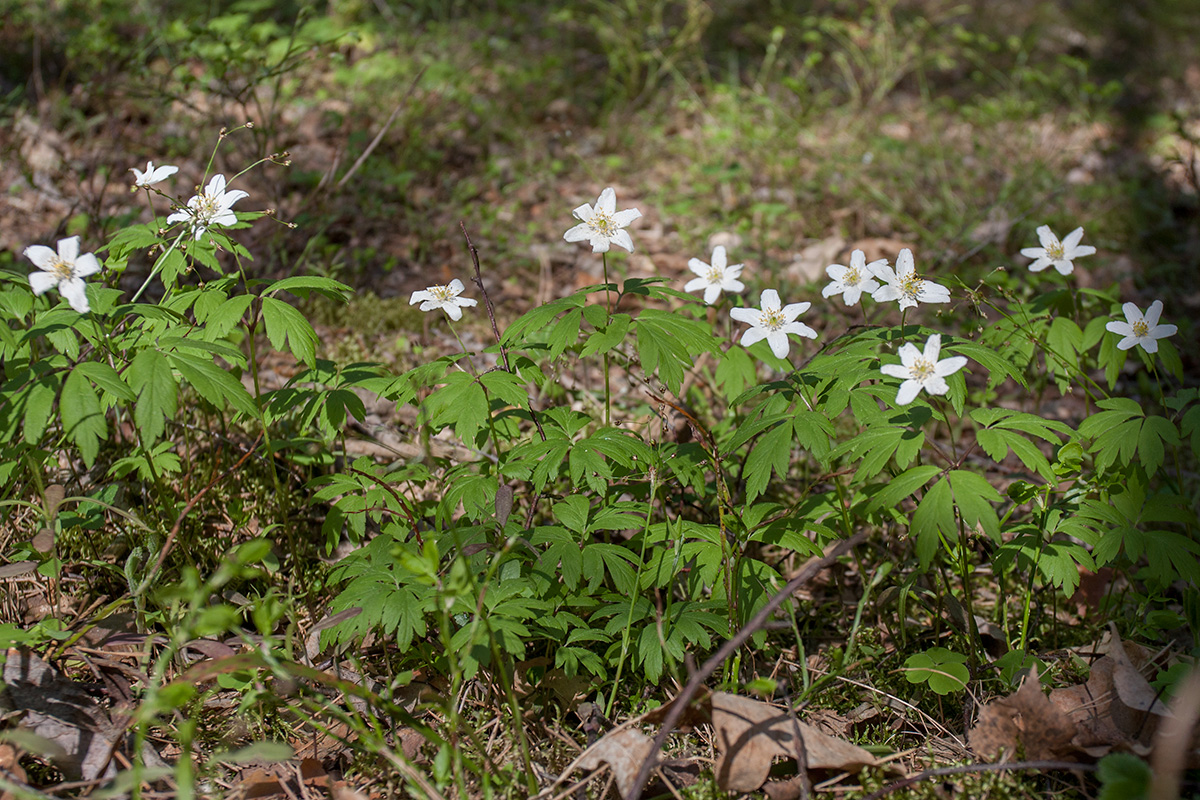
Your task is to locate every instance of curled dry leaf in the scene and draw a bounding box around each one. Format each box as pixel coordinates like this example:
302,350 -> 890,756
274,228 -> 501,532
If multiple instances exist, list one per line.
576,727 -> 655,799
969,667 -> 1077,761
0,648 -> 122,781
972,629 -> 1184,765
711,692 -> 884,794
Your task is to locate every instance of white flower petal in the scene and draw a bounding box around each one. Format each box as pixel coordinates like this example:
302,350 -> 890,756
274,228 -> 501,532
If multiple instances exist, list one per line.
821,281 -> 843,299
457,298 -> 478,308
1116,336 -> 1138,350
1144,300 -> 1163,327
1019,247 -> 1044,259
783,321 -> 817,339
684,277 -> 709,293
740,327 -> 768,348
759,289 -> 781,310
923,334 -> 942,362
596,188 -> 616,216
73,253 -> 101,278
609,229 -> 635,253
410,290 -> 432,305
444,303 -> 464,321
1121,302 -> 1142,324
894,249 -> 915,278
872,285 -> 899,303
58,279 -> 90,313
935,355 -> 968,377
897,342 -> 922,365
730,307 -> 760,325
1062,227 -> 1085,250
781,302 -> 810,321
57,236 -> 80,263
563,223 -> 592,243
895,380 -> 922,406
687,258 -> 710,277
23,245 -> 58,269
924,375 -> 950,396
766,331 -> 791,359
1105,320 -> 1131,336
447,279 -> 465,295
571,203 -> 593,221
826,264 -> 849,281
703,284 -> 722,305
880,364 -> 910,379
28,271 -> 57,296
1036,225 -> 1058,249
611,208 -> 641,227
711,246 -> 726,270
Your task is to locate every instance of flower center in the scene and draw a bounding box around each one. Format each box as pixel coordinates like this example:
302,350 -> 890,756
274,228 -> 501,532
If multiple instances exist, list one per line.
704,266 -> 723,283
845,267 -> 861,286
911,357 -> 935,382
429,284 -> 455,302
900,274 -> 924,301
196,192 -> 220,222
49,257 -> 74,280
1132,320 -> 1149,337
1045,242 -> 1065,260
590,212 -> 617,236
760,308 -> 786,331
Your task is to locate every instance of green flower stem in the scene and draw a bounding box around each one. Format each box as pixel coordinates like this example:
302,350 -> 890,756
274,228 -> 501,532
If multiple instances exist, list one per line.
129,231 -> 186,304
602,252 -> 613,427
606,464 -> 660,719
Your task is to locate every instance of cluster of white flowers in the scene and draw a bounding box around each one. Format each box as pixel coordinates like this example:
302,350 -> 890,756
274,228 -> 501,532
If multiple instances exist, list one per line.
25,164 -> 1175,406
22,161 -> 258,314
408,188 -> 1179,406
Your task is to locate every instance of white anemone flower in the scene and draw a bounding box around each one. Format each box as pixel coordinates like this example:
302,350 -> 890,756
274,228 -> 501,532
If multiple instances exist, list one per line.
23,236 -> 101,314
409,278 -> 478,321
131,161 -> 178,188
1020,225 -> 1095,275
685,245 -> 745,304
730,289 -> 818,359
1105,300 -> 1177,353
167,174 -> 249,240
822,249 -> 883,306
870,249 -> 951,311
880,333 -> 968,405
563,187 -> 641,253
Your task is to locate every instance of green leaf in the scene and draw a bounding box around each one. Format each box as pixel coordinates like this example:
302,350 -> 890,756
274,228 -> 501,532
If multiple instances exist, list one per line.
948,470 -> 1002,543
903,647 -> 969,694
554,496 -> 590,534
127,349 -> 177,443
261,296 -> 318,367
60,368 -> 105,466
22,377 -> 60,445
866,464 -> 941,514
949,340 -> 1028,390
265,275 -> 353,302
422,372 -> 488,445
74,361 -> 135,403
168,351 -> 259,419
911,478 -> 954,568
633,309 -> 719,394
743,420 -> 792,502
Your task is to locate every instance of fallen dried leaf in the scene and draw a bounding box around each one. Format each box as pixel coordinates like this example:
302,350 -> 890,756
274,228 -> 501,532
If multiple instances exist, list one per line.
711,692 -> 882,793
577,727 -> 655,798
969,667 -> 1077,762
0,648 -> 122,781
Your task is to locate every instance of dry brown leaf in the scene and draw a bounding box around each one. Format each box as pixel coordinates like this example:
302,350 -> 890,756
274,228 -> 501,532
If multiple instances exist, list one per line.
711,692 -> 882,794
576,727 -> 655,799
0,648 -> 122,781
969,667 -> 1077,761
0,742 -> 29,800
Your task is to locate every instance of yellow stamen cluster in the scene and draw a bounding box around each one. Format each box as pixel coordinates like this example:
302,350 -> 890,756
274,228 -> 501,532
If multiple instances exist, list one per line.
1045,242 -> 1065,260
49,257 -> 74,280
704,266 -> 723,283
428,284 -> 455,301
1132,320 -> 1149,337
759,308 -> 787,331
589,213 -> 616,236
900,274 -> 924,302
910,357 -> 935,382
845,267 -> 861,285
